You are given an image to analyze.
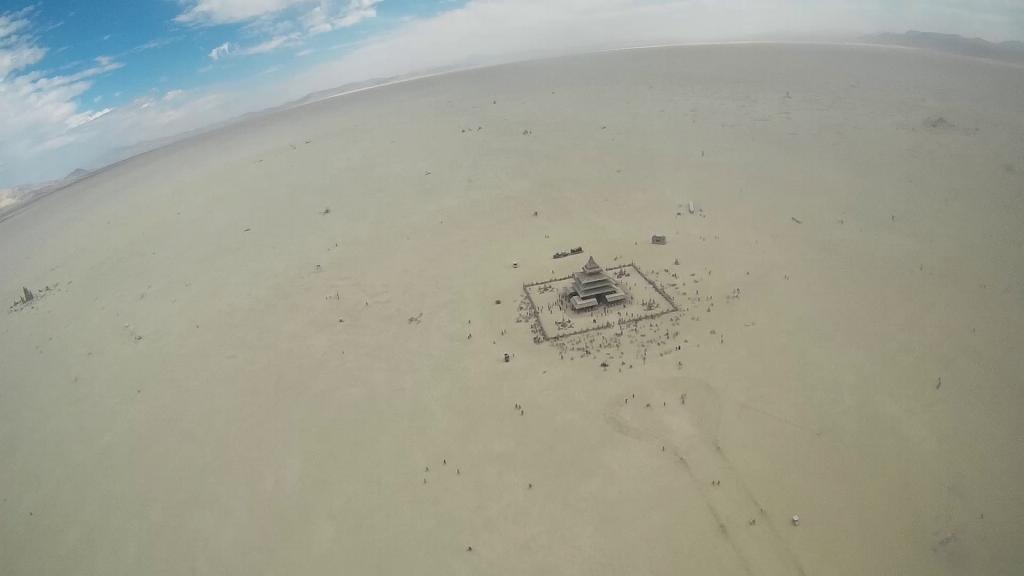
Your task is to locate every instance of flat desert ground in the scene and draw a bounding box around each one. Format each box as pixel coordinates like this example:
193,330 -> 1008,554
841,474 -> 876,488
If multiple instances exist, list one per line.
1,44 -> 1022,575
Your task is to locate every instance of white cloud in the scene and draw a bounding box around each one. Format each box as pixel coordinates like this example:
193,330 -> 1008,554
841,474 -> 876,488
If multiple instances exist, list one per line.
208,41 -> 234,60
241,34 -> 296,54
176,0 -> 309,25
0,9 -> 125,184
0,9 -> 46,80
0,8 -> 32,40
302,0 -> 380,35
207,34 -> 301,60
65,107 -> 113,129
190,0 -> 382,61
127,37 -> 177,54
177,0 -> 380,29
0,41 -> 46,79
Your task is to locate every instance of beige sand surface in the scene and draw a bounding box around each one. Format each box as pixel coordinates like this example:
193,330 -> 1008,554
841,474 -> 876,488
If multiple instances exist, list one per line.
1,43 -> 1022,575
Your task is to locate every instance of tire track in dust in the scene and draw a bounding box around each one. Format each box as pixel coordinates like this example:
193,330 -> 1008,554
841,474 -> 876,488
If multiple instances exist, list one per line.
603,393 -> 807,576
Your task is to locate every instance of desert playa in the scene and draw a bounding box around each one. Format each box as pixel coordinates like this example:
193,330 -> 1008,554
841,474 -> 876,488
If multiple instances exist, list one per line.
1,43 -> 1022,575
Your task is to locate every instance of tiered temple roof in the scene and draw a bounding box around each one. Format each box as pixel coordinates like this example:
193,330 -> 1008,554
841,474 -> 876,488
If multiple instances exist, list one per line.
568,257 -> 627,310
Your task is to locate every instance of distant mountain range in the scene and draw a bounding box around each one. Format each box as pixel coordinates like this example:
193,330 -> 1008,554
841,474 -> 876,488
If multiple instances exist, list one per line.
0,168 -> 92,222
862,30 -> 1024,64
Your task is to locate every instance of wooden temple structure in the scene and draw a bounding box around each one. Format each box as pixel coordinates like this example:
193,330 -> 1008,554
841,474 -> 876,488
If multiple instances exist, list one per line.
566,256 -> 627,311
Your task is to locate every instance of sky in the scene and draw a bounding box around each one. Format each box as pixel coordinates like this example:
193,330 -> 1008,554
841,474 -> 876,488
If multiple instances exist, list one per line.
1,0 -> 1022,188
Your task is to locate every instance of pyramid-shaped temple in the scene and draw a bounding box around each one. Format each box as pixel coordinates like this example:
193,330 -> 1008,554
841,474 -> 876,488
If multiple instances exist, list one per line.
567,256 -> 627,310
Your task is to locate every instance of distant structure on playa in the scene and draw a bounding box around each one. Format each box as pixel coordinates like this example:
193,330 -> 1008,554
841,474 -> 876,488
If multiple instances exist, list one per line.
566,256 -> 627,310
